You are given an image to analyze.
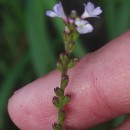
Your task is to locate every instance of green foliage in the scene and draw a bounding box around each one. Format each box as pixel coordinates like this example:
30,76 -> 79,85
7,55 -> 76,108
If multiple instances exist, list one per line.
26,0 -> 57,76
0,0 -> 130,129
101,0 -> 130,39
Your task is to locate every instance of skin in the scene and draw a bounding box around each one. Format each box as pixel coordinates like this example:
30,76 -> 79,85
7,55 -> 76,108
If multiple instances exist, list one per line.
8,30 -> 130,130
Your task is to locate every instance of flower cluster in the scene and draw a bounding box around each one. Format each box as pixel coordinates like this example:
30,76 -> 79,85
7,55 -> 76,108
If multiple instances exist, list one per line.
46,2 -> 102,34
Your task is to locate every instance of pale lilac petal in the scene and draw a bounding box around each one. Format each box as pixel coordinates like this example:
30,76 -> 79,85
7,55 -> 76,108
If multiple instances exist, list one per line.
71,10 -> 77,14
46,11 -> 57,17
81,10 -> 89,19
53,2 -> 64,17
75,18 -> 88,26
69,18 -> 74,24
46,2 -> 67,22
81,2 -> 102,19
81,2 -> 94,19
93,7 -> 102,16
53,2 -> 61,13
86,2 -> 94,11
75,18 -> 93,34
76,23 -> 93,34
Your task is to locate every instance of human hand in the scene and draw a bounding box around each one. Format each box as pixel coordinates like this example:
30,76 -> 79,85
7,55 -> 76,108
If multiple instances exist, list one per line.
8,30 -> 130,130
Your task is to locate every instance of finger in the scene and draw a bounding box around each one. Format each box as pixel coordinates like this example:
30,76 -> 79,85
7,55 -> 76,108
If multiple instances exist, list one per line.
8,30 -> 130,130
111,117 -> 130,130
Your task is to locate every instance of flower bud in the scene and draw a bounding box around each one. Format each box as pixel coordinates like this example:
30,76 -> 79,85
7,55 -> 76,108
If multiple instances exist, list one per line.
67,43 -> 76,53
58,109 -> 66,122
52,123 -> 62,130
54,87 -> 64,97
69,18 -> 74,24
68,58 -> 79,69
72,30 -> 79,41
60,53 -> 69,65
70,10 -> 77,19
61,75 -> 69,90
63,32 -> 72,45
52,96 -> 60,108
65,26 -> 70,34
56,61 -> 63,72
63,94 -> 71,105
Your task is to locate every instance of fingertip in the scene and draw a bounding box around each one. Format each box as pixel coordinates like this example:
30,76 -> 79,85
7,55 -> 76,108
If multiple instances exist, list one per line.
8,75 -> 58,130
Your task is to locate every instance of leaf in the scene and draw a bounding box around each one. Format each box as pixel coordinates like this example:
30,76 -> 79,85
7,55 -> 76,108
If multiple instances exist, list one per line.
0,53 -> 30,130
26,0 -> 56,77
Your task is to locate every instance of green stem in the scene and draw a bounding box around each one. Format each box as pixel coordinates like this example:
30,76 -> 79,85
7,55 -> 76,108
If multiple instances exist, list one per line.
53,28 -> 78,130
58,54 -> 71,129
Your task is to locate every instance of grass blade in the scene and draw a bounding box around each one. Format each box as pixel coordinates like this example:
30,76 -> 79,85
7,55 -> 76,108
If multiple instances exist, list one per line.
26,0 -> 56,77
0,53 -> 30,129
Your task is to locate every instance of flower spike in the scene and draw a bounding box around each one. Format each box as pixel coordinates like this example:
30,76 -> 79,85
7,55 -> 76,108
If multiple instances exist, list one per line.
45,2 -> 103,130
81,2 -> 102,19
46,2 -> 67,22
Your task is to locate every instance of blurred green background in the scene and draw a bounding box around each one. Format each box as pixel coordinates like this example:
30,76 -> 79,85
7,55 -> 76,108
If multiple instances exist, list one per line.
0,0 -> 130,129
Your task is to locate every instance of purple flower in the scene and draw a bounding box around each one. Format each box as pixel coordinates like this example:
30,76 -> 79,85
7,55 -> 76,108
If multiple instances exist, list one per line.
46,2 -> 102,35
46,2 -> 67,22
81,2 -> 102,19
75,18 -> 93,34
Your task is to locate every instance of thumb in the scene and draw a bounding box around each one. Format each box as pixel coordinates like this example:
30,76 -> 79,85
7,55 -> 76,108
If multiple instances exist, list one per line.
8,30 -> 130,130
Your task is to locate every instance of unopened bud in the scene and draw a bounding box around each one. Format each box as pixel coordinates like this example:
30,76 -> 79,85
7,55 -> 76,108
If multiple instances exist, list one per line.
70,10 -> 77,19
68,58 -> 79,69
56,61 -> 63,72
72,30 -> 79,41
65,26 -> 70,34
54,87 -> 64,97
67,43 -> 76,53
61,75 -> 69,90
63,94 -> 71,105
52,123 -> 62,130
60,53 -> 69,65
52,96 -> 60,108
69,18 -> 74,24
58,109 -> 66,122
